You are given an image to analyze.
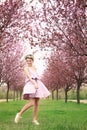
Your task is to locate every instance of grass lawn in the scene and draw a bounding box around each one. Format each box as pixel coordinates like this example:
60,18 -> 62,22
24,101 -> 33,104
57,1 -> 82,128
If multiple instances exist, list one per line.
0,99 -> 87,130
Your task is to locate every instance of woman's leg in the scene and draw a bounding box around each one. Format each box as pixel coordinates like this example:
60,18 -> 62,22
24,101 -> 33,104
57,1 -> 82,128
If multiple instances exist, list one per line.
33,98 -> 40,122
14,98 -> 34,123
19,98 -> 34,116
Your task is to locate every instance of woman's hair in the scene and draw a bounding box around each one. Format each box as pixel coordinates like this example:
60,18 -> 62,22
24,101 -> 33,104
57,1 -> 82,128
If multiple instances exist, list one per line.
25,54 -> 34,61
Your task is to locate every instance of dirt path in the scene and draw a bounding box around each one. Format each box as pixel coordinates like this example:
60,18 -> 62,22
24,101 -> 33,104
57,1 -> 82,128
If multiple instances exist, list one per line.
0,99 -> 6,102
68,100 -> 87,104
0,99 -> 12,102
0,99 -> 87,104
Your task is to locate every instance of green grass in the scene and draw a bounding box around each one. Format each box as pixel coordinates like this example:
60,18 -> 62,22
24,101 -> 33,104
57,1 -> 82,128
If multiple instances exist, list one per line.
0,100 -> 87,130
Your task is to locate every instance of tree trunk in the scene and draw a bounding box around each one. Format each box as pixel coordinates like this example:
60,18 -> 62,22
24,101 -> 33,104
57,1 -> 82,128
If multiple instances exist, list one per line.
20,91 -> 22,100
65,89 -> 68,103
56,89 -> 58,100
6,82 -> 10,102
77,85 -> 80,104
13,87 -> 16,101
16,90 -> 18,100
52,90 -> 54,100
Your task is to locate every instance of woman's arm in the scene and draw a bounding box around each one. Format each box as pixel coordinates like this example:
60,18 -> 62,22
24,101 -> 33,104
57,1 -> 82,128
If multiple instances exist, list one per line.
24,67 -> 38,89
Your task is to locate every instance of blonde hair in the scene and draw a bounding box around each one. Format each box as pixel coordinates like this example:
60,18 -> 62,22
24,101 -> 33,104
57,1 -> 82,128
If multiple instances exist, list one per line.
25,54 -> 34,61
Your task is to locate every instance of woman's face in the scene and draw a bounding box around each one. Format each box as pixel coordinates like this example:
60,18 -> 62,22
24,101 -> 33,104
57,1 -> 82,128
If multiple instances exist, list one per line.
26,58 -> 33,65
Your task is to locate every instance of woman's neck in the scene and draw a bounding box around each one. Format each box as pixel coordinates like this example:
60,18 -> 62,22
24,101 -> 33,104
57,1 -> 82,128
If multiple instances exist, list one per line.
28,64 -> 32,67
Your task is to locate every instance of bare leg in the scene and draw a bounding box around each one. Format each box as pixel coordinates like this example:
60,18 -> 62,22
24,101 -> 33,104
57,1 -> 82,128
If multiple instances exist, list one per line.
14,99 -> 35,123
33,98 -> 39,121
19,99 -> 34,116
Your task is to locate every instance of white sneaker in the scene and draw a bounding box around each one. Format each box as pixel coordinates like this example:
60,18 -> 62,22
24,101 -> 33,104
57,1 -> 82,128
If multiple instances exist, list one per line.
14,113 -> 21,123
32,120 -> 40,125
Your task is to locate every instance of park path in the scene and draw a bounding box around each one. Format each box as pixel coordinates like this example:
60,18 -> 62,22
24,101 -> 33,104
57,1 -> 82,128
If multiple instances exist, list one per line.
68,99 -> 87,104
0,99 -> 6,102
0,99 -> 87,104
0,99 -> 12,102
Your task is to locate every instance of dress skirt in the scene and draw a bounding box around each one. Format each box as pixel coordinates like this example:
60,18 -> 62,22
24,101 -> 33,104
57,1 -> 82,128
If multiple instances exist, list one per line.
23,79 -> 50,100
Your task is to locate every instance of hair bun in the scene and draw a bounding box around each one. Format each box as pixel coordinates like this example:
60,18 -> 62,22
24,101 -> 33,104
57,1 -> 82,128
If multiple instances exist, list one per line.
25,54 -> 34,60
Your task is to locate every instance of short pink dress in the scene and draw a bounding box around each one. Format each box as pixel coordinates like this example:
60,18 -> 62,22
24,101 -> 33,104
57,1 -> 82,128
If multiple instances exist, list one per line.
23,68 -> 50,100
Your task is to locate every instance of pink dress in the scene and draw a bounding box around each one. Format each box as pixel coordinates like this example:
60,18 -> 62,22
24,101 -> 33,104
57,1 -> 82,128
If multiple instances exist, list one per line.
23,68 -> 50,100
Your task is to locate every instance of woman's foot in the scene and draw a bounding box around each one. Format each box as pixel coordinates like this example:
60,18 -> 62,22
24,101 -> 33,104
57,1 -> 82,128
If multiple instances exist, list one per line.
14,113 -> 21,123
32,120 -> 40,125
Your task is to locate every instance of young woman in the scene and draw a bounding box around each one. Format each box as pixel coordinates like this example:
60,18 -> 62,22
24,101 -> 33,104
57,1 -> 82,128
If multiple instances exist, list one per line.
14,54 -> 50,125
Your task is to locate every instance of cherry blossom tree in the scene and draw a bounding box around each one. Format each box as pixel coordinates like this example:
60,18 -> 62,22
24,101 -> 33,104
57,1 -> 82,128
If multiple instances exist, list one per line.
0,0 -> 87,102
65,54 -> 87,103
0,0 -> 24,82
10,69 -> 25,101
43,48 -> 87,103
1,42 -> 25,102
43,51 -> 75,102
